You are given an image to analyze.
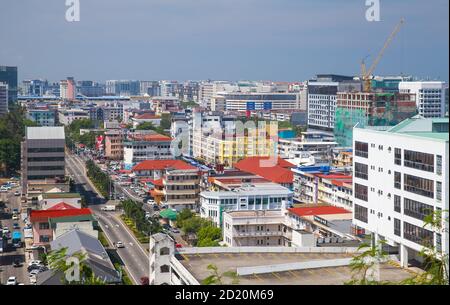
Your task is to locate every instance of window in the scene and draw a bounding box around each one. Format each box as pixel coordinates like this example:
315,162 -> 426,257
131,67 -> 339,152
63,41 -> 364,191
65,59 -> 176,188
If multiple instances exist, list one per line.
160,247 -> 170,255
404,198 -> 433,221
403,222 -> 434,247
436,155 -> 442,175
436,182 -> 442,201
39,222 -> 50,230
355,141 -> 368,158
394,195 -> 401,213
355,162 -> 368,180
394,148 -> 401,165
28,147 -> 64,153
39,235 -> 50,243
394,219 -> 401,236
394,172 -> 401,189
404,150 -> 434,172
354,183 -> 368,201
404,174 -> 434,198
160,265 -> 170,273
354,204 -> 368,223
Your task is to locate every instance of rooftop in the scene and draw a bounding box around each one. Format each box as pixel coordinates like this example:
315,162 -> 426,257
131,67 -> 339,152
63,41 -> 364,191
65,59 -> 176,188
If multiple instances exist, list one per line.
177,251 -> 413,285
41,192 -> 81,199
132,159 -> 196,171
201,183 -> 292,198
234,157 -> 294,184
26,126 -> 65,140
30,208 -> 92,222
134,113 -> 161,120
288,206 -> 351,217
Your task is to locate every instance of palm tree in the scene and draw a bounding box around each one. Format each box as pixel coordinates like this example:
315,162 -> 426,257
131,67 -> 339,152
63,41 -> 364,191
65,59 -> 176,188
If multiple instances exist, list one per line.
47,247 -> 106,285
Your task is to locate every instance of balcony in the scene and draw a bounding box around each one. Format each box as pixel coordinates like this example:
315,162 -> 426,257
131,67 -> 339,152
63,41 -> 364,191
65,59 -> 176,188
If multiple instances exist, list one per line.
234,231 -> 284,237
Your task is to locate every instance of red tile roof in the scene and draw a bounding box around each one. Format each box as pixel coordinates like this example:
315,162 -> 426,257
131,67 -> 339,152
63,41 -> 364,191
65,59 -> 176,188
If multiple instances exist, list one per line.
140,178 -> 164,186
47,202 -> 78,210
30,208 -> 92,222
234,157 -> 294,184
288,206 -> 350,217
135,113 -> 160,120
132,159 -> 196,171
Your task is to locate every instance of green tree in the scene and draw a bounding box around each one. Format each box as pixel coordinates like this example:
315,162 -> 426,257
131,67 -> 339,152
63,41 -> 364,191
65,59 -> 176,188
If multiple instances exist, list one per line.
345,239 -> 389,285
201,264 -> 239,285
136,122 -> 155,130
47,247 -> 106,285
197,226 -> 222,243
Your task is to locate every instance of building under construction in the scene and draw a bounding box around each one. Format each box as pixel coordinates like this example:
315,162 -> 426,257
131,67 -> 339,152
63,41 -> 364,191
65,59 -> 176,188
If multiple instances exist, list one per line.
334,92 -> 417,147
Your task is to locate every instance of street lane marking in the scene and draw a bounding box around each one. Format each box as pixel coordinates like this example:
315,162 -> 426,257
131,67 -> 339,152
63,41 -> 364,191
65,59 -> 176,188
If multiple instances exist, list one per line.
288,270 -> 299,278
272,272 -> 282,280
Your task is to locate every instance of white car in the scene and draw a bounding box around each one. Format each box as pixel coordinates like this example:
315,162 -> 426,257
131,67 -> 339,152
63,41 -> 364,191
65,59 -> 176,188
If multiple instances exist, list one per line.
29,269 -> 40,277
12,214 -> 19,220
6,276 -> 17,285
28,260 -> 42,267
146,199 -> 155,205
116,241 -> 125,248
2,227 -> 9,234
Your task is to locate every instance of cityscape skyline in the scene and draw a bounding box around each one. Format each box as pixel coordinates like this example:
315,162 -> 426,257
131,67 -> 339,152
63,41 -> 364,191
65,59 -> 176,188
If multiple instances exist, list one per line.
1,0 -> 448,82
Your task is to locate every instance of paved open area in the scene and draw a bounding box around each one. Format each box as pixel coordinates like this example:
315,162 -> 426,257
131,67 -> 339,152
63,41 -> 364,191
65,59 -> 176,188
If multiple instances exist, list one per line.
178,252 -> 415,285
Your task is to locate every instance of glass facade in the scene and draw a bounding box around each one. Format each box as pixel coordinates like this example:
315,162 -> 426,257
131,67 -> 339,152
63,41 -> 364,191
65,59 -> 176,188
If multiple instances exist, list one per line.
0,66 -> 18,104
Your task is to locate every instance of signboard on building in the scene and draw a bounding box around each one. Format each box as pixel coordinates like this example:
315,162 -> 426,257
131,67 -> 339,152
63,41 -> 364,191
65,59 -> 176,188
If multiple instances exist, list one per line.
314,215 -> 328,227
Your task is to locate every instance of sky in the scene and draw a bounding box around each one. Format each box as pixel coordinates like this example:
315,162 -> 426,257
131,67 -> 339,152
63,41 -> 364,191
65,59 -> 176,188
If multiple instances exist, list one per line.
0,0 -> 448,82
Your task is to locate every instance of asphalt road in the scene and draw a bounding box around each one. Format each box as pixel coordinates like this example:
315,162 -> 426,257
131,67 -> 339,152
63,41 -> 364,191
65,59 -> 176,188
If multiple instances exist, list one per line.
66,152 -> 149,285
0,188 -> 28,285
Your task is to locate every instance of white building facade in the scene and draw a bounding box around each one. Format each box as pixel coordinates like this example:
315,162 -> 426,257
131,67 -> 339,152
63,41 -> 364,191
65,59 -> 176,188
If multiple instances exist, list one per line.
399,81 -> 446,118
352,117 -> 449,267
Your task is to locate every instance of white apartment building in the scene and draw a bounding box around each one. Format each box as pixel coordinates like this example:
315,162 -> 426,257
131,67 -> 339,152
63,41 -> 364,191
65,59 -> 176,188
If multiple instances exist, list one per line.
307,82 -> 338,131
278,137 -> 337,164
352,117 -> 449,267
123,133 -> 173,169
200,183 -> 293,227
399,81 -> 446,118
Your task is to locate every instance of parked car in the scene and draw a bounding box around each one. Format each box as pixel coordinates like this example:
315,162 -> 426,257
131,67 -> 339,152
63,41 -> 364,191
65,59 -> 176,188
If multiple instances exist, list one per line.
153,205 -> 160,211
14,191 -> 20,196
175,243 -> 183,249
12,208 -> 19,214
13,223 -> 20,230
116,241 -> 125,248
13,259 -> 23,267
6,276 -> 17,285
147,199 -> 155,205
12,214 -> 19,220
28,260 -> 42,267
29,269 -> 40,277
2,227 -> 10,234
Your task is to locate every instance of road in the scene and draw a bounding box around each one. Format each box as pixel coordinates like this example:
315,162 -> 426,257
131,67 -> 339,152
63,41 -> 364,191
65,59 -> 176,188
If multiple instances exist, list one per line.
65,152 -> 149,285
0,188 -> 28,285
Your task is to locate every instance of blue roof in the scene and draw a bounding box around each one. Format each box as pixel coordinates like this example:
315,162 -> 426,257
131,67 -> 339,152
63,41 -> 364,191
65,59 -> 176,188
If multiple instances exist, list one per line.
293,165 -> 331,173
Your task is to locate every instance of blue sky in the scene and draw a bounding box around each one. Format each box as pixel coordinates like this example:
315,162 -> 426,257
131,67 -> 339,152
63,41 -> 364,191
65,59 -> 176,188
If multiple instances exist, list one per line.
0,0 -> 448,82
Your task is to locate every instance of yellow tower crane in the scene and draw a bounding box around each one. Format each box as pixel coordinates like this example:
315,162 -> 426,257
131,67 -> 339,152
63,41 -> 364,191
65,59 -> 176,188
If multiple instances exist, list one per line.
361,18 -> 405,92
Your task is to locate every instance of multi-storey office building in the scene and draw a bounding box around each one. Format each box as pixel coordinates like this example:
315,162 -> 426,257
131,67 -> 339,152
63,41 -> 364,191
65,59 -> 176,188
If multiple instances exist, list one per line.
399,81 -> 446,118
0,65 -> 18,104
0,82 -> 8,117
106,80 -> 140,96
77,80 -> 105,97
58,108 -> 90,125
123,132 -> 173,169
221,92 -> 301,112
104,130 -> 124,160
26,109 -> 57,126
21,127 -> 66,193
200,183 -> 293,227
307,75 -> 361,131
352,117 -> 449,267
60,77 -> 76,100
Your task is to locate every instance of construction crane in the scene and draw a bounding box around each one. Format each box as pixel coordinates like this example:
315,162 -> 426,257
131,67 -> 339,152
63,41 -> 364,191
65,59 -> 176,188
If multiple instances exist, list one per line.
361,18 -> 405,92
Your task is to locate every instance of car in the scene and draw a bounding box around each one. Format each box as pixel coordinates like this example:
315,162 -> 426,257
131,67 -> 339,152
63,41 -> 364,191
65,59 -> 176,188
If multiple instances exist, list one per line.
147,199 -> 155,205
12,214 -> 19,220
14,191 -> 20,196
12,208 -> 19,214
175,243 -> 183,249
28,260 -> 42,267
153,205 -> 160,211
13,223 -> 20,229
6,276 -> 17,285
116,241 -> 125,248
2,227 -> 10,234
0,188 -> 7,193
13,259 -> 23,267
29,269 -> 40,277
171,228 -> 180,234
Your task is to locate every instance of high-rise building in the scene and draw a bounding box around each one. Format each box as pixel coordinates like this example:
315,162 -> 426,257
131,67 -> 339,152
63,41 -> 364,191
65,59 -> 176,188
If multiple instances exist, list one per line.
0,65 -> 18,104
399,81 -> 446,118
21,126 -> 66,192
0,83 -> 8,117
140,81 -> 160,96
352,117 -> 449,268
60,77 -> 76,100
77,80 -> 105,97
